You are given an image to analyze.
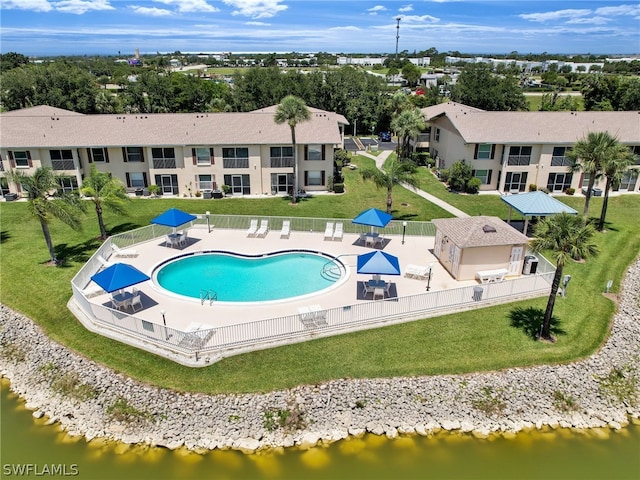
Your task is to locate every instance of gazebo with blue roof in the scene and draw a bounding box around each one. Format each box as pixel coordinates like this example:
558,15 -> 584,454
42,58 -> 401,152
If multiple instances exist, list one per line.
501,191 -> 577,235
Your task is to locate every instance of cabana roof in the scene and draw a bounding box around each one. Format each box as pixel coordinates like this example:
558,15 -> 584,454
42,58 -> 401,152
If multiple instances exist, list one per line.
432,216 -> 529,248
501,191 -> 577,217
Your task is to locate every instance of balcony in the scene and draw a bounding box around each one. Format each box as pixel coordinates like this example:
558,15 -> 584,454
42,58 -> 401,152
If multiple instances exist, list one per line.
51,159 -> 75,170
507,156 -> 531,166
223,158 -> 249,169
270,157 -> 294,168
152,158 -> 177,169
551,156 -> 571,167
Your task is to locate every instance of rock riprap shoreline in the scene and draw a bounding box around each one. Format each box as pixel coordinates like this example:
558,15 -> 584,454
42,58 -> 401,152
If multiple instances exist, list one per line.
1,259 -> 639,453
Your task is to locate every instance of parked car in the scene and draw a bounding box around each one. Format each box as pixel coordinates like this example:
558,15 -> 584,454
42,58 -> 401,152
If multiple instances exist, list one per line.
378,131 -> 392,142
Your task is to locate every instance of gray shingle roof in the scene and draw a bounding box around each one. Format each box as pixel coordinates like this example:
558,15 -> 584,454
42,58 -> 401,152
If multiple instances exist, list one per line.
422,103 -> 640,144
0,106 -> 346,149
432,216 -> 529,248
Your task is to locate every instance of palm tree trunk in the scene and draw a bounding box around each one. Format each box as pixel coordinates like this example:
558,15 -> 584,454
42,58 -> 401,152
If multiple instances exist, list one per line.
40,218 -> 57,264
541,264 -> 563,340
291,126 -> 298,205
386,186 -> 393,214
583,176 -> 596,219
96,203 -> 107,239
597,178 -> 612,231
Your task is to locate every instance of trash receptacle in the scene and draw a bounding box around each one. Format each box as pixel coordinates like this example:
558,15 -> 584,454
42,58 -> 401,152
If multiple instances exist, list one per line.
592,188 -> 602,197
472,286 -> 483,302
135,188 -> 143,196
523,255 -> 538,275
212,190 -> 223,199
4,193 -> 18,202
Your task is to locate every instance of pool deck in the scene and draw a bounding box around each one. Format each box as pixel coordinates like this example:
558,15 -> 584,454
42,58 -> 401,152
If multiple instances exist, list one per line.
86,226 -> 480,333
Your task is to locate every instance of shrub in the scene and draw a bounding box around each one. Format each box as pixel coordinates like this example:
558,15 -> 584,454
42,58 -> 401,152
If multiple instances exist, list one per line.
333,183 -> 345,194
334,148 -> 350,166
529,184 -> 538,192
565,187 -> 575,195
147,184 -> 160,196
437,168 -> 450,183
466,177 -> 482,194
107,397 -> 151,424
447,160 -> 472,192
194,190 -> 202,198
221,184 -> 231,195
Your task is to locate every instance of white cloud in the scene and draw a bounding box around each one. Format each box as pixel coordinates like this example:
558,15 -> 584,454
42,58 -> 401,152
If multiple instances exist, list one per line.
1,0 -> 53,12
367,5 -> 387,15
519,9 -> 591,22
154,0 -> 219,13
401,14 -> 439,24
131,5 -> 173,17
246,21 -> 269,26
52,0 -> 114,14
399,4 -> 413,13
595,4 -> 640,17
329,26 -> 362,32
222,0 -> 287,19
566,16 -> 610,25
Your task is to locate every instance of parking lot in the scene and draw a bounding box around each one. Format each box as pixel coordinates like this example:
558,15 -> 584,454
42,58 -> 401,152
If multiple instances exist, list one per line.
344,136 -> 396,152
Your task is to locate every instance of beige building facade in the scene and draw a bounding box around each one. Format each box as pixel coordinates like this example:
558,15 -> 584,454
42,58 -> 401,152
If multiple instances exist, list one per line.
0,105 -> 348,198
420,102 -> 640,195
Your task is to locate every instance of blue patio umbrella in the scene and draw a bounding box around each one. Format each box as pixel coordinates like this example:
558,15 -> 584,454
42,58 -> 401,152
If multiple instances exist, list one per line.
91,263 -> 150,293
151,208 -> 197,232
352,208 -> 393,228
356,251 -> 401,276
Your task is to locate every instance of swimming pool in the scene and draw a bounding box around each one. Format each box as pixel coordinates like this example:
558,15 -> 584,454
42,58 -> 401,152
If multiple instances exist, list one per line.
153,250 -> 346,303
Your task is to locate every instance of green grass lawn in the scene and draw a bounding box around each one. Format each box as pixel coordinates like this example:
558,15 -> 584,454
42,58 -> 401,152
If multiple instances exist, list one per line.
1,161 -> 638,394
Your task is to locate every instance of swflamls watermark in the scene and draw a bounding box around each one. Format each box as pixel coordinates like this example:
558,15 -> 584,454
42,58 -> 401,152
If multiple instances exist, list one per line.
3,464 -> 79,476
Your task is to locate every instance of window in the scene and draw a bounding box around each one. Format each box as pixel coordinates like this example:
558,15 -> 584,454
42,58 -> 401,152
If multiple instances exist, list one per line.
304,171 -> 325,186
632,146 -> 640,165
152,148 -> 176,169
547,172 -> 573,192
88,148 -> 109,163
10,151 -> 31,168
270,146 -> 294,168
475,144 -> 494,160
270,173 -> 293,193
617,170 -> 638,191
192,148 -> 214,166
434,128 -> 440,142
582,173 -> 591,188
305,145 -> 324,161
49,149 -> 74,170
126,172 -> 147,188
123,147 -> 144,162
222,147 -> 249,168
57,176 -> 78,193
504,172 -> 528,192
507,146 -> 532,166
154,174 -> 178,195
551,146 -> 571,166
224,174 -> 250,195
471,169 -> 492,185
197,174 -> 215,191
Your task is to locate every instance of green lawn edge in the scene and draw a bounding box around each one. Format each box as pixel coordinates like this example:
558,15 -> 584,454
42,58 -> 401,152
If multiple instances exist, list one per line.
1,158 -> 638,395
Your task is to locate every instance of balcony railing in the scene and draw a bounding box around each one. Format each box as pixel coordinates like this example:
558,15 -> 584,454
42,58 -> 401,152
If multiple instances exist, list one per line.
223,158 -> 249,169
551,156 -> 571,167
507,156 -> 531,166
152,158 -> 177,169
270,157 -> 294,168
51,159 -> 75,170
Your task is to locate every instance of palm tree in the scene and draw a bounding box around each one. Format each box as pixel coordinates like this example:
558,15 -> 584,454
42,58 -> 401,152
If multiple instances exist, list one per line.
7,167 -> 85,265
597,145 -> 635,231
274,95 -> 311,205
390,107 -> 425,160
567,131 -> 620,219
531,213 -> 599,341
361,158 -> 420,214
81,164 -> 130,239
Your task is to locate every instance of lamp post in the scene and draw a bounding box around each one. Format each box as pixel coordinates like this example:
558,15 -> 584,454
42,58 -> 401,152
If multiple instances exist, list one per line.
426,263 -> 433,291
161,309 -> 169,340
402,221 -> 407,245
206,211 -> 211,233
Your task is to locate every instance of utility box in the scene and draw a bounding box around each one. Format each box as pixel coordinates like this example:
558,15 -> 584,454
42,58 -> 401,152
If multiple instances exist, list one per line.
472,286 -> 483,302
523,255 -> 539,275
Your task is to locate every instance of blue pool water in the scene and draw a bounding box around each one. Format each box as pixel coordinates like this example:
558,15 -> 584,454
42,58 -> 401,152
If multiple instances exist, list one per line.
154,251 -> 343,302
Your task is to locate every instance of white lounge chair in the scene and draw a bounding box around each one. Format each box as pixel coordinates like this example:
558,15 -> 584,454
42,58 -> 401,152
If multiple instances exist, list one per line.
112,244 -> 137,257
96,255 -> 112,269
246,219 -> 258,237
324,222 -> 334,240
280,220 -> 291,239
256,219 -> 269,238
332,223 -> 343,241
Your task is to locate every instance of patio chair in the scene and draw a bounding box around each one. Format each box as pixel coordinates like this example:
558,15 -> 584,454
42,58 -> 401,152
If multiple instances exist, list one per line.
332,223 -> 343,241
112,244 -> 138,257
246,219 -> 258,237
130,290 -> 143,312
256,220 -> 269,238
178,230 -> 189,247
324,222 -> 334,240
280,220 -> 291,239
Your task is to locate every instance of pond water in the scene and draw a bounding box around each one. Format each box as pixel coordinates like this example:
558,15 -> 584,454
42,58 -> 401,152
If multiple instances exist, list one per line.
2,382 -> 638,480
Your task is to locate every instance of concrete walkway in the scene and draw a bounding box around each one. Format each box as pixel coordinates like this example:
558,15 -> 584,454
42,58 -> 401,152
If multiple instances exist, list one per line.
357,149 -> 470,218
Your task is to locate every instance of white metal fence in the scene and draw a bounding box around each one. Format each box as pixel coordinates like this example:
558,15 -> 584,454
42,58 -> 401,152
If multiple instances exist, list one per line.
70,214 -> 554,365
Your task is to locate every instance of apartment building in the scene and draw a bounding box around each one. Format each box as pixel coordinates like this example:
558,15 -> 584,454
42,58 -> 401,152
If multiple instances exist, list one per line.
420,102 -> 640,194
0,105 -> 348,198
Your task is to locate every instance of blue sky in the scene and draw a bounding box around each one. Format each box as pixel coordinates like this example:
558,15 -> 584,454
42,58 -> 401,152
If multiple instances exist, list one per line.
1,1 -> 639,56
